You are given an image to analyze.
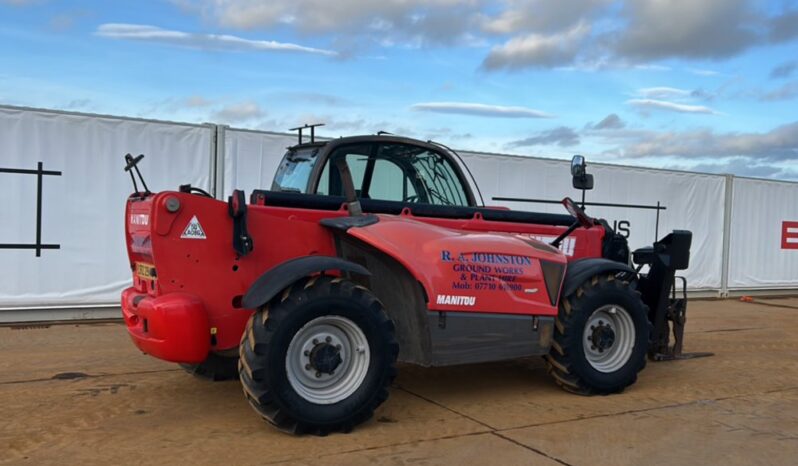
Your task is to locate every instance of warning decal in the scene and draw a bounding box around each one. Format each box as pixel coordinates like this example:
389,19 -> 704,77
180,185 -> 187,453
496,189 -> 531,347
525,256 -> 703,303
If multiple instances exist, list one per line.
181,215 -> 207,239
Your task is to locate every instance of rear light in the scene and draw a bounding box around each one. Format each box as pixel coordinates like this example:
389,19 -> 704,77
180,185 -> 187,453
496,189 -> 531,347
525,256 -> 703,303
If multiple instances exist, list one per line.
165,196 -> 181,213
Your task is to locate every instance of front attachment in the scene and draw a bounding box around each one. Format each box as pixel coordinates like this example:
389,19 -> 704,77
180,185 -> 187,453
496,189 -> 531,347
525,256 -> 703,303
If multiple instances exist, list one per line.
633,230 -> 713,361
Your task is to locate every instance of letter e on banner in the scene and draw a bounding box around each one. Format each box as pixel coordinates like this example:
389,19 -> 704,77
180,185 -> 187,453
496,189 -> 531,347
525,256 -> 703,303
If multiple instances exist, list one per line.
782,221 -> 798,250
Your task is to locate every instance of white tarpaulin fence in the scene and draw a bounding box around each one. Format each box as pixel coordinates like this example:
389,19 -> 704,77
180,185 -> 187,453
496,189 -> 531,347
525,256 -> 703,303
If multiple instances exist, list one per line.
0,106 -> 796,318
221,128 -> 291,199
458,152 -> 727,290
728,177 -> 798,289
0,106 -> 213,310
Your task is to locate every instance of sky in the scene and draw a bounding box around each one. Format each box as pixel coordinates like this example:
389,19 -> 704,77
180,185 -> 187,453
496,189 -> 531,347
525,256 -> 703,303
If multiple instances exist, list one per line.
1,0 -> 797,180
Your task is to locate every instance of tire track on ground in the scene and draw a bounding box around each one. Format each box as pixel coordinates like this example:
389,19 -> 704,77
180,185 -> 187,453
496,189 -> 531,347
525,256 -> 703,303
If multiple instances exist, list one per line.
0,368 -> 180,386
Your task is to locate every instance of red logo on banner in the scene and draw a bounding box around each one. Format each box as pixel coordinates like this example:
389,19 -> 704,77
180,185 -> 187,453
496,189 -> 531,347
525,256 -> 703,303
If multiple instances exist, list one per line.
783,221 -> 798,250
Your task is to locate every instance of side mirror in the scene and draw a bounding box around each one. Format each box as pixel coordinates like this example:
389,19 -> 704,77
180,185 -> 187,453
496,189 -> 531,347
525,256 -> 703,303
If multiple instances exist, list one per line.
571,155 -> 594,191
571,155 -> 585,177
573,173 -> 594,190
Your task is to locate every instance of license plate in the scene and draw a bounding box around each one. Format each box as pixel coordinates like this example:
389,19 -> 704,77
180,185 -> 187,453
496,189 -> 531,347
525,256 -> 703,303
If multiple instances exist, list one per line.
135,262 -> 156,280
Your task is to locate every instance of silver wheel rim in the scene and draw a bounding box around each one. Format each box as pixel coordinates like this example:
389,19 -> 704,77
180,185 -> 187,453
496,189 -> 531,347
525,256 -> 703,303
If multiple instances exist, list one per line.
286,315 -> 371,405
583,305 -> 635,373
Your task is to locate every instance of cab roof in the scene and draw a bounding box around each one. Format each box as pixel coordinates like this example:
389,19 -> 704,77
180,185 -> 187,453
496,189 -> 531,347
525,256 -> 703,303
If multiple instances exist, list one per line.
288,134 -> 453,155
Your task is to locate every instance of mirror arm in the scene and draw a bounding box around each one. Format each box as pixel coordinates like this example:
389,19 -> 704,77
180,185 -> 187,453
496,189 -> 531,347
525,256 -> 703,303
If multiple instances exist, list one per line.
551,221 -> 580,248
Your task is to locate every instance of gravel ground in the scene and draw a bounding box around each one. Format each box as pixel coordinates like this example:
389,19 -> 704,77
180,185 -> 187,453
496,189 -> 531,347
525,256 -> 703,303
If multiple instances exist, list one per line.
1,298 -> 797,465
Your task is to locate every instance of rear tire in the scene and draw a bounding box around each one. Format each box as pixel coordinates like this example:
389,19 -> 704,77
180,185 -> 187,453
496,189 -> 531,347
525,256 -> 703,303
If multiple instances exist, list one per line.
545,274 -> 650,395
239,276 -> 398,435
179,351 -> 239,381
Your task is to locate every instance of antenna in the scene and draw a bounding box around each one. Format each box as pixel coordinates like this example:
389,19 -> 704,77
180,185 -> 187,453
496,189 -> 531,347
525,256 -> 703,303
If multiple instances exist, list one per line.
289,123 -> 325,144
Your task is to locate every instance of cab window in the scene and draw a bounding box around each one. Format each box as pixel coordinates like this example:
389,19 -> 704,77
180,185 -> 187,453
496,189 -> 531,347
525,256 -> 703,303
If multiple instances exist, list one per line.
316,144 -> 371,196
272,147 -> 320,193
317,142 -> 470,206
369,158 -> 416,202
376,143 -> 469,206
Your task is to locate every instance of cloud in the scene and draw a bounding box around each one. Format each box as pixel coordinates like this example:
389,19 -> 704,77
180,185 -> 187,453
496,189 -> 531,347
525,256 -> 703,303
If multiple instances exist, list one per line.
770,61 -> 798,79
411,102 -> 553,118
95,23 -> 337,56
479,1 -> 797,71
626,99 -> 717,114
599,121 -> 798,161
760,81 -> 798,101
612,0 -> 758,61
211,101 -> 264,123
610,2 -> 798,63
589,113 -> 625,130
480,0 -> 609,35
687,68 -> 723,77
174,1 -> 798,68
271,91 -> 354,106
481,21 -> 590,70
768,9 -> 798,43
184,95 -> 213,107
671,158 -> 785,179
508,126 -> 579,148
637,87 -> 693,99
183,0 -> 480,49
423,127 -> 474,141
635,86 -> 715,102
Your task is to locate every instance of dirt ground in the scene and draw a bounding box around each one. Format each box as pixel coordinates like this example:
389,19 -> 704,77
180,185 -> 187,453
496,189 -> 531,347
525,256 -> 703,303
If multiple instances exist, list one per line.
2,298 -> 798,465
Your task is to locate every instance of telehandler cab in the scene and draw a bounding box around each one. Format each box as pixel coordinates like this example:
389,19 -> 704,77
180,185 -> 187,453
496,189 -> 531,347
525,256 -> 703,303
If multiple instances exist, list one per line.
121,131 -> 707,435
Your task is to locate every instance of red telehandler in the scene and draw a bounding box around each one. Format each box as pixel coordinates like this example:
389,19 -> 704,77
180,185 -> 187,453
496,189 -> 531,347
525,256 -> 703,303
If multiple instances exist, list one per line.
121,131 -> 707,435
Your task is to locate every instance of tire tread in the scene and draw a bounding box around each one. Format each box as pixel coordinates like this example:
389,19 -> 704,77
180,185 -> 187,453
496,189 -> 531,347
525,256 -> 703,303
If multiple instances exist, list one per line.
239,276 -> 398,435
545,274 -> 650,395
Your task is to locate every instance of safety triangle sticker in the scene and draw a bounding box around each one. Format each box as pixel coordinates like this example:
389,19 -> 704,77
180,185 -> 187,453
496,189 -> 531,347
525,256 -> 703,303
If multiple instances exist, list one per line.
181,215 -> 207,239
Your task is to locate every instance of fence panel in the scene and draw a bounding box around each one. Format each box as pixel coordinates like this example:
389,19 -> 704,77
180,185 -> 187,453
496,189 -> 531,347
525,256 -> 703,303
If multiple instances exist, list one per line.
0,106 -> 214,308
728,177 -> 798,289
459,152 -> 727,290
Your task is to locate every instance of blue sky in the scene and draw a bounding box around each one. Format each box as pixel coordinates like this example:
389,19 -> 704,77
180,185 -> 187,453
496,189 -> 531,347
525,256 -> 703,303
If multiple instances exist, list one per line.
1,0 -> 797,179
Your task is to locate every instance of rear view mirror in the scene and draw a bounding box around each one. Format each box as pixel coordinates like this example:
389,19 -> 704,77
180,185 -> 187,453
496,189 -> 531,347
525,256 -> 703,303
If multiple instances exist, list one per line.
573,173 -> 594,190
571,155 -> 593,190
571,155 -> 585,177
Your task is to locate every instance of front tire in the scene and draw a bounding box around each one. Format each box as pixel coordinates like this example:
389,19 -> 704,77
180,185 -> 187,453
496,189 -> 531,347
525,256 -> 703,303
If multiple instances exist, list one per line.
239,276 -> 398,435
545,274 -> 650,395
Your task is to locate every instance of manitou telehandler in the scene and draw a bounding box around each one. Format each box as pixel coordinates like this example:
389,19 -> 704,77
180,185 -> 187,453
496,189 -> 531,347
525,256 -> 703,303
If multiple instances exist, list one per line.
121,130 -> 706,435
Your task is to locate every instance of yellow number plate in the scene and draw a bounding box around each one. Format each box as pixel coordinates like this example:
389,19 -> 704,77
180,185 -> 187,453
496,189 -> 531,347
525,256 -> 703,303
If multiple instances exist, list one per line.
135,262 -> 156,280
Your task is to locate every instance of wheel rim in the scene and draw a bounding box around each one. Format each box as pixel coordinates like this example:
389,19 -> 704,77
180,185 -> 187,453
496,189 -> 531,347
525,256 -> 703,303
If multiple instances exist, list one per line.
582,304 -> 636,373
286,315 -> 371,404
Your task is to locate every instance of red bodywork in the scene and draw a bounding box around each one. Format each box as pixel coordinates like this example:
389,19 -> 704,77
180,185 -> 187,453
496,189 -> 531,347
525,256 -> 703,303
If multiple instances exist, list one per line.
122,191 -> 605,363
